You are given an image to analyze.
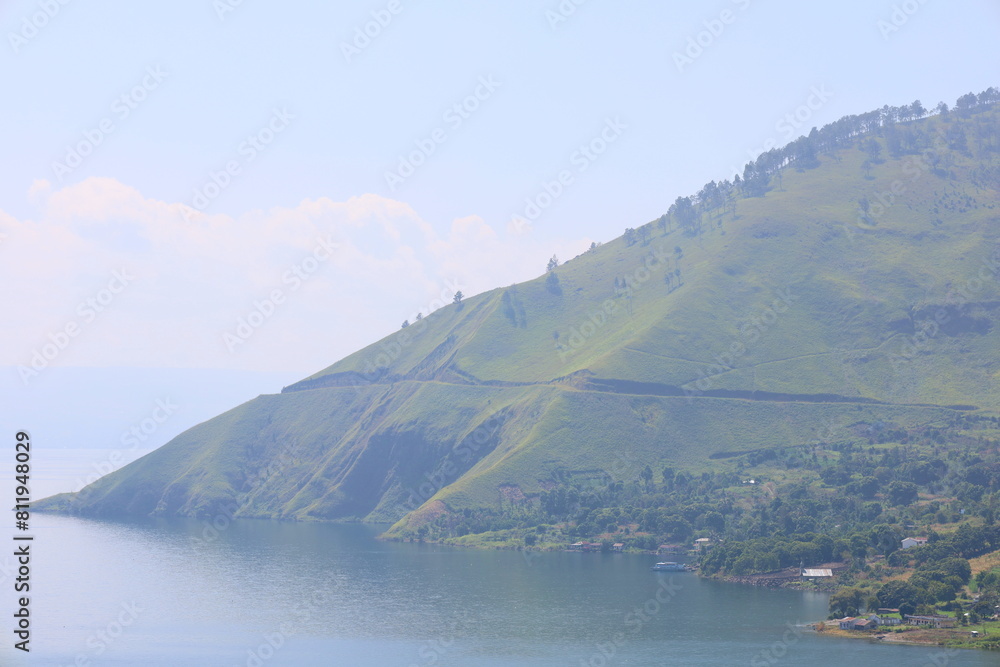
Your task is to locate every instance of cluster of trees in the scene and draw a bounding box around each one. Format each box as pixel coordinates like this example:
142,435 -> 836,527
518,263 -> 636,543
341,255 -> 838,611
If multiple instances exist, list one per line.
887,524 -> 1000,567
972,567 -> 1000,620
954,89 -> 1000,115
829,557 -> 973,617
888,558 -> 972,615
623,225 -> 653,246
701,533 -> 837,576
621,87 -> 1000,247
408,415 -> 1000,617
739,88 -> 999,195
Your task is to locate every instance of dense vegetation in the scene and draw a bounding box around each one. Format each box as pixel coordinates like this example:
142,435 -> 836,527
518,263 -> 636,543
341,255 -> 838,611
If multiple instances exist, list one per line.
410,413 -> 1000,625
414,414 -> 1000,553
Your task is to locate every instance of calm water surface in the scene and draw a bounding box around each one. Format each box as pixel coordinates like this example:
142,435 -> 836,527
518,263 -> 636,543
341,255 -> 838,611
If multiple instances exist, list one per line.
3,514 -> 996,666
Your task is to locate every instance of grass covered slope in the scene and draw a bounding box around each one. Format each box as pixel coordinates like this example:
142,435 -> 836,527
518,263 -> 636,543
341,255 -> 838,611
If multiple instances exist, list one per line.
309,109 -> 1000,410
38,99 -> 1000,531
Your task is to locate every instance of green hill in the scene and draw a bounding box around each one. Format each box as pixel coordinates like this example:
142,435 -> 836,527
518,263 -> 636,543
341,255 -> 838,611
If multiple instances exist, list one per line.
38,92 -> 1000,540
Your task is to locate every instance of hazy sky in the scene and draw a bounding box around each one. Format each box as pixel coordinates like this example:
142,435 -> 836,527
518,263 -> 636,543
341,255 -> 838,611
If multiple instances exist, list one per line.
2,1 -> 999,472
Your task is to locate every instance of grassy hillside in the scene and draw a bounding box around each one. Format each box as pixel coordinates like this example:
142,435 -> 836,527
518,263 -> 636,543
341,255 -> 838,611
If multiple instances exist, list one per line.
38,96 -> 1000,539
302,120 -> 1000,410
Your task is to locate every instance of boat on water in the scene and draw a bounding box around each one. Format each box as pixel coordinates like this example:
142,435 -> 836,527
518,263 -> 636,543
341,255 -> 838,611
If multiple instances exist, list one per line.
651,561 -> 691,572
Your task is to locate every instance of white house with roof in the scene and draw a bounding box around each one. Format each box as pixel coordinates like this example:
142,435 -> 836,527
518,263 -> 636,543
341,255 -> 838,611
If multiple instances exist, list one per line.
901,536 -> 929,549
801,567 -> 833,578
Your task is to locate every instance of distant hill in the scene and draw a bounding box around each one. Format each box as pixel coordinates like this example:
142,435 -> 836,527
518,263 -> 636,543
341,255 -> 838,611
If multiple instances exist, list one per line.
38,91 -> 1000,539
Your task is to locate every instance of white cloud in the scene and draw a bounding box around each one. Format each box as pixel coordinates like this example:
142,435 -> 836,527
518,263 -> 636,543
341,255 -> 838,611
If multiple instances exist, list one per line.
0,177 -> 590,374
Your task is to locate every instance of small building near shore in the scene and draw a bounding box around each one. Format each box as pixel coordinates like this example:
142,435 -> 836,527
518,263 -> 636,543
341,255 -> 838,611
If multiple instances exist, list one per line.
905,615 -> 957,628
853,618 -> 877,631
838,615 -> 884,631
901,536 -> 929,549
801,568 -> 833,578
875,609 -> 902,626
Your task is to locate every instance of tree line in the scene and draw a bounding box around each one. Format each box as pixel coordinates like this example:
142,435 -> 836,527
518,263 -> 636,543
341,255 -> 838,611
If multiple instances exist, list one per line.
623,87 -> 1000,245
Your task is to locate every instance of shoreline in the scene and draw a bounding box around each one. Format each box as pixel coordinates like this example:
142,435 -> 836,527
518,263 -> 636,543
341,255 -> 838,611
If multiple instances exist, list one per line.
707,566 -> 843,593
33,513 -> 1000,651
814,625 -> 1000,651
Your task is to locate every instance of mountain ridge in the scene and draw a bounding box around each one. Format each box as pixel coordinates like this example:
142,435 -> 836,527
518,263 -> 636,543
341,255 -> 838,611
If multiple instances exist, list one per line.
37,91 -> 1000,541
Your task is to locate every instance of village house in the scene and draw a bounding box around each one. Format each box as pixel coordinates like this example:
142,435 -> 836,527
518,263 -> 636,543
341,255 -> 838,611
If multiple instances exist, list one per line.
901,536 -> 929,549
612,543 -> 624,553
693,538 -> 711,551
905,615 -> 957,628
801,568 -> 833,578
852,618 -> 877,631
838,615 -> 884,631
875,609 -> 902,626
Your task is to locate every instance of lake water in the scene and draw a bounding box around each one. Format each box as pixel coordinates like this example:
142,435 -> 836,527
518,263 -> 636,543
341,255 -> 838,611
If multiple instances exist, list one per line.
2,514 -> 996,666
